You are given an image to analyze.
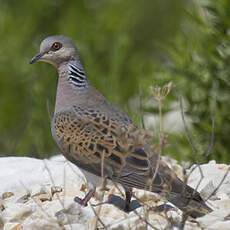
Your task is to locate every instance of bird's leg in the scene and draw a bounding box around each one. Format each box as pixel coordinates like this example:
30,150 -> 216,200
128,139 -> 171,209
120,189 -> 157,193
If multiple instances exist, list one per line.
74,182 -> 96,207
98,187 -> 141,212
106,187 -> 133,212
124,187 -> 132,212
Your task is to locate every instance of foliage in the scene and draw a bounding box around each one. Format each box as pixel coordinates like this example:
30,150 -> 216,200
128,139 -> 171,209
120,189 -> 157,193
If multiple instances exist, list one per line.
0,0 -> 229,162
150,0 -> 230,163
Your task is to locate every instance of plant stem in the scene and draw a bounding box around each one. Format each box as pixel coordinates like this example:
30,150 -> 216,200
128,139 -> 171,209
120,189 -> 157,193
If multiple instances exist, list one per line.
158,98 -> 163,154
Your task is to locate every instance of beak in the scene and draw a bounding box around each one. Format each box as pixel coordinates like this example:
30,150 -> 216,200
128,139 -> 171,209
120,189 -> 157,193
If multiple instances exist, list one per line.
29,52 -> 44,64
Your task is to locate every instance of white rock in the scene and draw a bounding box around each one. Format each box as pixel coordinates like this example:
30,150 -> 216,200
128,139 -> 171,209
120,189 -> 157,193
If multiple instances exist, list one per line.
197,199 -> 230,227
184,221 -> 201,230
22,217 -> 61,230
3,222 -> 22,230
1,202 -> 34,223
143,109 -> 192,133
0,157 -> 86,194
0,156 -> 229,230
64,223 -> 86,230
208,220 -> 230,230
187,161 -> 230,196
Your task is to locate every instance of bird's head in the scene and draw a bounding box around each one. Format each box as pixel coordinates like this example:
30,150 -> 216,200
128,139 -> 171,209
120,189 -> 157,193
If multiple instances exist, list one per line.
30,35 -> 79,67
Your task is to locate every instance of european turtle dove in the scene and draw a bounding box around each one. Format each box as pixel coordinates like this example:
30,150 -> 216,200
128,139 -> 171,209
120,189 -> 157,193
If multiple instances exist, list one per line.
30,35 -> 212,217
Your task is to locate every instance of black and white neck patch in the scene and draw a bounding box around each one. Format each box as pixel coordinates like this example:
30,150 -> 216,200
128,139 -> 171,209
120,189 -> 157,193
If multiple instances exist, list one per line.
68,64 -> 88,88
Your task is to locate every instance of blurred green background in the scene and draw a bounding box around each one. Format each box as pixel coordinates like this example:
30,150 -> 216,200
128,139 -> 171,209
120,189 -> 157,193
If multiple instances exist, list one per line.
0,0 -> 229,163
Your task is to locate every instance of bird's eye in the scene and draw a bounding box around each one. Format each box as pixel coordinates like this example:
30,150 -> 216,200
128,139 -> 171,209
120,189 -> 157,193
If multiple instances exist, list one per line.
51,42 -> 62,51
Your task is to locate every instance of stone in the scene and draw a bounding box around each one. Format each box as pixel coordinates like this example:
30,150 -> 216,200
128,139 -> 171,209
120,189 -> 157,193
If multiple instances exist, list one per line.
0,215 -> 4,229
0,199 -> 5,211
3,223 -> 22,230
51,186 -> 62,197
16,194 -> 30,204
208,220 -> 230,230
2,193 -> 14,200
64,223 -> 86,230
1,203 -> 34,223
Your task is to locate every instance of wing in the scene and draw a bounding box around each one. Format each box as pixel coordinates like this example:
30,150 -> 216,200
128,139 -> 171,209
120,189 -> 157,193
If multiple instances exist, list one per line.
52,104 -> 141,177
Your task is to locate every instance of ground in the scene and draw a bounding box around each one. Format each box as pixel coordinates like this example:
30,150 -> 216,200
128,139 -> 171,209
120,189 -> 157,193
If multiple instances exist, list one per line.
0,155 -> 229,230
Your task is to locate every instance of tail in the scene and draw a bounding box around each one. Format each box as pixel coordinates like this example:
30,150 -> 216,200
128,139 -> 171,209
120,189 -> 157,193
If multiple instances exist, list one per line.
115,145 -> 212,218
166,178 -> 212,218
119,161 -> 212,218
146,152 -> 213,218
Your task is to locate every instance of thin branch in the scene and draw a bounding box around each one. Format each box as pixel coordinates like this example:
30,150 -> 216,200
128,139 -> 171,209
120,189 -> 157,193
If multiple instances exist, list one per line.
179,96 -> 197,154
89,202 -> 107,229
203,114 -> 215,157
138,85 -> 145,129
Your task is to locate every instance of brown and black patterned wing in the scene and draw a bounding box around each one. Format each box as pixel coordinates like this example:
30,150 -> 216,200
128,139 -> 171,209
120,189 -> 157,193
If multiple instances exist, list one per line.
52,106 -> 135,177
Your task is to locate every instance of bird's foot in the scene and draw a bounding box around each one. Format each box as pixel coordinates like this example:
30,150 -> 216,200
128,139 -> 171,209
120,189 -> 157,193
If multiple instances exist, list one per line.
74,183 -> 95,207
107,194 -> 141,213
74,196 -> 89,207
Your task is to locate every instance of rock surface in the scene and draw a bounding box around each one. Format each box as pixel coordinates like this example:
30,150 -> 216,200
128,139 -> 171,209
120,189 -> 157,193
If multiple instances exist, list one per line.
0,156 -> 229,230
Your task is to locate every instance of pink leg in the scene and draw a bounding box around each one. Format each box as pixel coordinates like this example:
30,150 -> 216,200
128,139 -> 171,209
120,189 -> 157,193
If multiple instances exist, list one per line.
74,183 -> 96,206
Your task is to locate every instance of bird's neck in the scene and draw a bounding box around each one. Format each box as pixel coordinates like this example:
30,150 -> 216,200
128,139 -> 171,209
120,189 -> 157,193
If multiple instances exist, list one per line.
55,59 -> 89,113
65,59 -> 89,88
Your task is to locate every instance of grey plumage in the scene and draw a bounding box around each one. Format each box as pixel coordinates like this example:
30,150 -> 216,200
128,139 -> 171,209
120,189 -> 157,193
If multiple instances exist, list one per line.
30,35 -> 212,217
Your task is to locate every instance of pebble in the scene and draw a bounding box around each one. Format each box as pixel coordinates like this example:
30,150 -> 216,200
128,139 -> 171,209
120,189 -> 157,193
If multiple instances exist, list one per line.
2,193 -> 14,200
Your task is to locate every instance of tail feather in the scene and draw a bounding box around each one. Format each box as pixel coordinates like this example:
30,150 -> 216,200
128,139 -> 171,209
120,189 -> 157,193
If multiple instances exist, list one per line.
117,155 -> 212,218
148,155 -> 213,218
167,179 -> 212,218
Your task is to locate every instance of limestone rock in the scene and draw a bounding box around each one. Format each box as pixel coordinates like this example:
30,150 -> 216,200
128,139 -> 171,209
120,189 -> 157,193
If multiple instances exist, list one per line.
3,223 -> 22,230
0,156 -> 229,229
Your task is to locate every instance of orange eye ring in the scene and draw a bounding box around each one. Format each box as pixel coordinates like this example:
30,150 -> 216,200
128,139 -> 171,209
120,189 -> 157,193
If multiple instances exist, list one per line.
51,42 -> 62,51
